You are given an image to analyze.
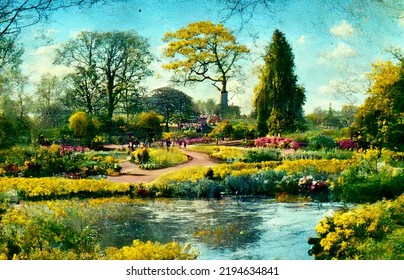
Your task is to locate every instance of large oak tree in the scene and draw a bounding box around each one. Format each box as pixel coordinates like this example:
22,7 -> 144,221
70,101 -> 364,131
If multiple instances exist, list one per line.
148,87 -> 196,132
55,30 -> 153,120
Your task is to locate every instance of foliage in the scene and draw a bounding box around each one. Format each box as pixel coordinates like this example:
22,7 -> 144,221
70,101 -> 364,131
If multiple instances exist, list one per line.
105,240 -> 197,260
0,199 -> 198,260
281,149 -> 354,161
224,169 -> 285,196
255,136 -> 297,149
244,148 -> 282,162
0,200 -> 101,259
132,147 -> 188,169
132,112 -> 163,142
337,139 -> 356,150
0,145 -> 121,178
186,137 -> 213,144
162,20 -> 249,113
254,29 -> 306,136
230,121 -> 256,140
208,120 -> 234,140
275,159 -> 354,176
150,161 -> 281,191
56,30 -> 153,119
188,145 -> 246,162
0,98 -> 32,147
333,149 -> 404,203
306,105 -> 358,128
69,111 -> 89,138
0,177 -> 131,200
148,87 -> 197,132
313,195 -> 404,260
351,60 -> 404,151
308,134 -> 336,150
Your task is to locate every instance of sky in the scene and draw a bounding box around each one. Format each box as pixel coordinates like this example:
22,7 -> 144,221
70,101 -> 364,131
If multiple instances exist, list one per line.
19,0 -> 404,115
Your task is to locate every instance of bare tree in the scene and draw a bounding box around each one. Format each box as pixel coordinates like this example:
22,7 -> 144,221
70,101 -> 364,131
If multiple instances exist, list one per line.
0,0 -> 104,38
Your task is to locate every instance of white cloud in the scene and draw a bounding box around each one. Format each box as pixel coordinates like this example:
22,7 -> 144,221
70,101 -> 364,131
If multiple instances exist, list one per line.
331,43 -> 357,58
22,45 -> 74,83
318,43 -> 357,63
297,35 -> 305,44
330,20 -> 355,38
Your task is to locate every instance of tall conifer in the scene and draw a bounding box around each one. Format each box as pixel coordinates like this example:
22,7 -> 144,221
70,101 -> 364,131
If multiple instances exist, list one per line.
254,29 -> 306,136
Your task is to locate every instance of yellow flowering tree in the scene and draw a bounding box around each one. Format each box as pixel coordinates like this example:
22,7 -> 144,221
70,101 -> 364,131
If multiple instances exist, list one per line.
351,60 -> 404,151
162,21 -> 249,114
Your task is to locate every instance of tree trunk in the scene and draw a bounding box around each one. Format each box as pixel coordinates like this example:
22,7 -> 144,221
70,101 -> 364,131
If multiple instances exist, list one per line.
107,78 -> 114,119
220,77 -> 228,116
220,90 -> 228,116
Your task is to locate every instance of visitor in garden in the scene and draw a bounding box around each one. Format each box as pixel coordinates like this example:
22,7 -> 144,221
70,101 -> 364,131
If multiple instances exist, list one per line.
166,138 -> 171,150
129,136 -> 134,151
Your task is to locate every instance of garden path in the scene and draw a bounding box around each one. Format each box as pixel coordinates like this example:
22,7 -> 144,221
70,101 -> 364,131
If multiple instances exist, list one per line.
106,147 -> 220,184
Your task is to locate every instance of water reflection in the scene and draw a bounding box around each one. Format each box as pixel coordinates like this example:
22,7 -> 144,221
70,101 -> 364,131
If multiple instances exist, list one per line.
92,197 -> 343,260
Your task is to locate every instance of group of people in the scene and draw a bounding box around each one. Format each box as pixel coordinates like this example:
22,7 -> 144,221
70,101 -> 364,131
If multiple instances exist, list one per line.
163,138 -> 187,150
128,136 -> 188,152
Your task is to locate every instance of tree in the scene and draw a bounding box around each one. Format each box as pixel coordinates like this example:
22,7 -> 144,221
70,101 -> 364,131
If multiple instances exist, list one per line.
351,60 -> 404,151
162,21 -> 249,115
305,107 -> 328,126
0,36 -> 24,95
55,30 -> 153,120
195,98 -> 220,115
339,105 -> 358,127
208,120 -> 234,142
0,0 -> 104,38
254,29 -> 306,136
132,112 -> 163,142
69,111 -> 90,138
34,75 -> 70,129
149,87 -> 196,132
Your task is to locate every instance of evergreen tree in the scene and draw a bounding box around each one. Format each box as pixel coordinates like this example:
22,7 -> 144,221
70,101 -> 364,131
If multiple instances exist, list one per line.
254,29 -> 306,136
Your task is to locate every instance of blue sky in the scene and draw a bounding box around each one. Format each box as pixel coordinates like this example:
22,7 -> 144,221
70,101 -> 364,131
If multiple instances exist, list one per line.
20,0 -> 404,114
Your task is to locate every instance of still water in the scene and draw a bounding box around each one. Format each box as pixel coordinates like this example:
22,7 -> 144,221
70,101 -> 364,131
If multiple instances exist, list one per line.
95,198 -> 345,260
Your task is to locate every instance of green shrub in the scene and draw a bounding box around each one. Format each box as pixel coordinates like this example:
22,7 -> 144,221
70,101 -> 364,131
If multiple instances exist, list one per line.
334,166 -> 404,203
223,170 -> 286,196
309,135 -> 336,150
155,179 -> 222,199
244,148 -> 282,162
276,174 -> 300,195
282,149 -> 353,160
132,148 -> 150,164
251,170 -> 286,196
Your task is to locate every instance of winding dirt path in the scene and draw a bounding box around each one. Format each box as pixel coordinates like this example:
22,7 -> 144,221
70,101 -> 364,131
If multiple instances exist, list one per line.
106,148 -> 220,184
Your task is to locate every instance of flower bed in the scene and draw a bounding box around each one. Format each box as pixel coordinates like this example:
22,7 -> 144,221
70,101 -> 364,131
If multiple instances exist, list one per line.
255,136 -> 301,149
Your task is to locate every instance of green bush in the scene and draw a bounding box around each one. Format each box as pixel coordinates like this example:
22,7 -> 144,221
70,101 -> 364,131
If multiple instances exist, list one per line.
308,135 -> 336,150
156,179 -> 222,199
334,166 -> 404,203
251,170 -> 286,196
224,170 -> 286,196
282,149 -> 353,160
276,174 -> 300,195
132,148 -> 150,164
244,148 -> 282,162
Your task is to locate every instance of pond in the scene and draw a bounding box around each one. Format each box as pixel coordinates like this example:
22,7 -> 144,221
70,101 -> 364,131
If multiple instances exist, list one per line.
94,197 -> 346,260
